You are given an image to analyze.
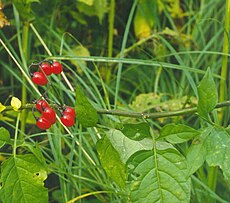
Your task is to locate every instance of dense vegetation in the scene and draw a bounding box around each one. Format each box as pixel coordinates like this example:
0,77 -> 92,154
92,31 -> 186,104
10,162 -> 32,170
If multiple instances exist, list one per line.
0,0 -> 230,202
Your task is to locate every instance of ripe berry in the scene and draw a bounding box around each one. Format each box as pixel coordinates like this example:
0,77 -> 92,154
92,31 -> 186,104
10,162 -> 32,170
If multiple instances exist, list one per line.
36,100 -> 49,112
36,117 -> 51,130
39,62 -> 52,76
42,107 -> 56,124
60,114 -> 75,127
51,61 -> 63,74
63,106 -> 76,118
31,72 -> 48,86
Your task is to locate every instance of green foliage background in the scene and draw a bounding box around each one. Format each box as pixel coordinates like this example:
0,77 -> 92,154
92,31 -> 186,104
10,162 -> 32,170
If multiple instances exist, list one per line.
0,0 -> 230,202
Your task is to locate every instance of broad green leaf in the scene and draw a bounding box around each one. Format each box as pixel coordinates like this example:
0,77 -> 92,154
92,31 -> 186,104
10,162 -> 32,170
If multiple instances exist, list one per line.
10,96 -> 21,111
186,127 -> 213,176
197,68 -> 218,119
0,102 -> 6,113
0,127 -> 10,148
0,154 -> 48,203
127,144 -> 191,203
75,84 -> 98,127
205,127 -> 230,183
107,129 -> 153,163
96,135 -> 127,188
121,122 -> 151,141
159,124 -> 200,144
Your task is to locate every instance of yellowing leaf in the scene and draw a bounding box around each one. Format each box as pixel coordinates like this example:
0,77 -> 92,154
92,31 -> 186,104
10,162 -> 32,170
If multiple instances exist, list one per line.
10,97 -> 21,111
0,102 -> 6,113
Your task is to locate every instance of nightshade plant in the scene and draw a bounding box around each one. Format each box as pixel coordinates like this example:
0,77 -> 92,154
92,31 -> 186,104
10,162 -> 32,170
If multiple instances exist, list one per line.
0,0 -> 230,203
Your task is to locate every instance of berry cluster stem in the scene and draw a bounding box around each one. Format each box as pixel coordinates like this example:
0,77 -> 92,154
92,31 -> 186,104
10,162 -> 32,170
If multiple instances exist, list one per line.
2,100 -> 230,119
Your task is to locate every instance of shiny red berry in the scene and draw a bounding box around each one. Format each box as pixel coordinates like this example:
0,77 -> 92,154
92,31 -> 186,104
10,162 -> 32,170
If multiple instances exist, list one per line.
42,107 -> 56,124
31,72 -> 48,86
51,61 -> 63,74
63,107 -> 76,118
36,100 -> 49,112
36,117 -> 51,130
39,62 -> 52,76
60,114 -> 75,127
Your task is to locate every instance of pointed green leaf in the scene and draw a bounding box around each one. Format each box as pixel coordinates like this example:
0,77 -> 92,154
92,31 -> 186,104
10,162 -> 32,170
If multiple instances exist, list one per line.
0,154 -> 48,203
107,129 -> 153,163
197,68 -> 218,119
205,127 -> 230,183
159,124 -> 200,144
0,127 -> 10,148
75,84 -> 98,127
186,127 -> 213,176
127,143 -> 191,202
96,135 -> 127,188
121,122 -> 151,141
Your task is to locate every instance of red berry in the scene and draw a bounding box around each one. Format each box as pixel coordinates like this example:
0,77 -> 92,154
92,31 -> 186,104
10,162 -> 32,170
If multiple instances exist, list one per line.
32,72 -> 48,86
39,62 -> 52,76
36,117 -> 51,130
61,114 -> 75,127
36,100 -> 49,112
63,106 -> 76,118
42,107 -> 56,124
51,61 -> 63,74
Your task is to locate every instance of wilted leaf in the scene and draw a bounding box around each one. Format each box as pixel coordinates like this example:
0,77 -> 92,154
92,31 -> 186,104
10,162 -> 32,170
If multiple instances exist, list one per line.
127,144 -> 191,202
0,102 -> 6,112
10,96 -> 21,111
134,0 -> 156,38
96,135 -> 127,188
197,68 -> 218,119
0,127 -> 10,148
107,129 -> 153,163
121,122 -> 151,141
159,124 -> 200,144
75,84 -> 98,127
0,154 -> 48,203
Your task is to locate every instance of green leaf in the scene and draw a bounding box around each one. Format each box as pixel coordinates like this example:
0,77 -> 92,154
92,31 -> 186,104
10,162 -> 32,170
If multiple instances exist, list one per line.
121,122 -> 151,141
107,129 -> 153,163
197,68 -> 218,119
127,144 -> 191,202
77,0 -> 94,6
0,154 -> 48,203
96,135 -> 127,188
0,127 -> 10,148
13,0 -> 40,22
205,127 -> 230,183
75,84 -> 98,127
186,127 -> 212,176
159,124 -> 200,144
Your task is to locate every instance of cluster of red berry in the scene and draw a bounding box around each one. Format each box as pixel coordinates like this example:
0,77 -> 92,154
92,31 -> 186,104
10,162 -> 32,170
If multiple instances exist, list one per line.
30,60 -> 76,130
30,60 -> 63,86
34,100 -> 76,130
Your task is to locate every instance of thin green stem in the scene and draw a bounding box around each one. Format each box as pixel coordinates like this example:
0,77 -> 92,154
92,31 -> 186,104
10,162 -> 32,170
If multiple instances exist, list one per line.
20,22 -> 29,139
219,0 -> 230,113
105,0 -> 115,85
108,0 -> 115,58
114,0 -> 138,108
13,113 -> 21,157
